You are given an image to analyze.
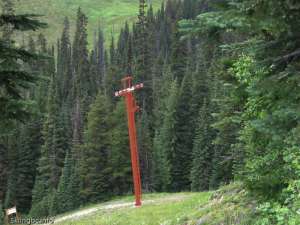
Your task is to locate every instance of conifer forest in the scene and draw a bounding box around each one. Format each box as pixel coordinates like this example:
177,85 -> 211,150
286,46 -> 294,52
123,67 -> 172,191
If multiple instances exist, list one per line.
1,0 -> 300,224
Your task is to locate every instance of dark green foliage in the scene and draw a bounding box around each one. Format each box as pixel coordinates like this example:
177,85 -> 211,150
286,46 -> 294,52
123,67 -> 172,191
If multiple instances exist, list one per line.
0,8 -> 47,213
80,93 -> 112,203
16,122 -> 42,213
51,151 -> 80,215
0,0 -> 46,122
72,8 -> 91,100
190,99 -> 214,191
182,0 -> 200,19
4,170 -> 17,209
0,201 -> 4,225
152,80 -> 178,191
4,132 -> 19,209
209,58 -> 245,188
137,111 -> 153,191
103,37 -> 119,102
183,0 -> 300,222
206,0 -> 300,199
57,17 -> 72,105
71,8 -> 94,149
170,26 -> 188,83
152,63 -> 173,128
7,0 -> 298,220
109,101 -> 132,195
96,28 -> 105,82
30,191 -> 53,218
31,72 -> 68,215
34,72 -> 66,191
50,151 -> 72,215
66,165 -> 81,210
150,63 -> 173,191
0,14 -> 46,31
1,1 -> 221,217
172,73 -> 194,191
0,144 -> 7,203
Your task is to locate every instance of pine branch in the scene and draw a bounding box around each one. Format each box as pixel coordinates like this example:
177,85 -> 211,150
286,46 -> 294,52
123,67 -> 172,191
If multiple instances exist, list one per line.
0,70 -> 35,98
0,97 -> 30,121
0,40 -> 49,62
0,14 -> 47,31
273,48 -> 300,66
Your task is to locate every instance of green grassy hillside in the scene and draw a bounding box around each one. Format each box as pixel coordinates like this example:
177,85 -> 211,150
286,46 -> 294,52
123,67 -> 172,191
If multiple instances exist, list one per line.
16,0 -> 163,45
50,184 -> 255,225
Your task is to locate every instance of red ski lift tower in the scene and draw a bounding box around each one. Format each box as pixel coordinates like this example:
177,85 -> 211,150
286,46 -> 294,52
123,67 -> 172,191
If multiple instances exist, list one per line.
115,76 -> 144,206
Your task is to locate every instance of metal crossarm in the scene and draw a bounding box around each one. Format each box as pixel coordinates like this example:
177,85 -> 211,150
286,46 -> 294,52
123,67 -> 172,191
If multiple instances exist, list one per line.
115,83 -> 144,97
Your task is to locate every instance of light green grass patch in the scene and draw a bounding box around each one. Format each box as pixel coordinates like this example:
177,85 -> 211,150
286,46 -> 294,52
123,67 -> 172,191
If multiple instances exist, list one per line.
16,0 -> 163,47
55,192 -> 211,225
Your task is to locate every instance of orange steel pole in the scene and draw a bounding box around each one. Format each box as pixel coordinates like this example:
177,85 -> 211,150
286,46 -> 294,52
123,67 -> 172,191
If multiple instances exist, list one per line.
115,76 -> 143,206
125,92 -> 142,206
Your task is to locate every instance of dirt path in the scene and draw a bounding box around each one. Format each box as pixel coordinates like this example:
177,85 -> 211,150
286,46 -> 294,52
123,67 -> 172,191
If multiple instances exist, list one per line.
51,194 -> 189,224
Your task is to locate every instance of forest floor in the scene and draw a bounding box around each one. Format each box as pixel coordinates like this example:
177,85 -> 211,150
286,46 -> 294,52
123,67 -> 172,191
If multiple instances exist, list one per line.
51,183 -> 256,225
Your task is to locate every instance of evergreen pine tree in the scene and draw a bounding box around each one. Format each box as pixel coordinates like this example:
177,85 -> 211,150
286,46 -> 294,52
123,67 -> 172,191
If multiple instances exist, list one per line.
109,101 -> 132,195
103,36 -> 120,102
1,0 -> 14,42
16,122 -> 42,213
190,98 -> 214,191
80,93 -> 112,203
152,63 -> 173,129
66,164 -> 81,211
170,25 -> 188,83
57,17 -> 72,105
172,73 -> 194,191
0,144 -> 7,203
0,0 -> 46,121
0,201 -> 4,225
4,172 -> 17,209
50,150 -> 73,215
71,8 -> 91,151
152,80 -> 178,191
134,0 -> 153,114
137,111 -> 153,191
4,132 -> 19,209
35,35 -> 54,113
96,27 -> 105,85
31,72 -> 67,216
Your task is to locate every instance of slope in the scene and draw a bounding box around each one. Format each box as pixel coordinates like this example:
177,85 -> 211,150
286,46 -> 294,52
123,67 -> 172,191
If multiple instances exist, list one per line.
50,183 -> 256,225
16,0 -> 163,45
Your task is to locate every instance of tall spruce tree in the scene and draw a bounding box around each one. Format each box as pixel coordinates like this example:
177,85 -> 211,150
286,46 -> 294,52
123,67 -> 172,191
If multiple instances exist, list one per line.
80,93 -> 112,203
109,101 -> 132,195
0,0 -> 46,121
137,110 -> 153,191
172,73 -> 194,191
31,71 -> 67,216
170,25 -> 188,83
57,17 -> 72,105
190,98 -> 214,191
50,150 -> 79,215
96,28 -> 105,85
16,122 -> 42,213
134,0 -> 153,114
71,8 -> 90,149
152,79 -> 178,191
0,201 -> 3,225
103,36 -> 119,102
4,134 -> 18,209
0,143 -> 8,203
